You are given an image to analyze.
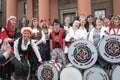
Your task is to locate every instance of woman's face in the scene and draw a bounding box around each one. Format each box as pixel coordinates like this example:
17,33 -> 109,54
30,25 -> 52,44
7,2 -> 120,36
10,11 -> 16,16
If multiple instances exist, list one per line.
96,17 -> 103,26
54,25 -> 60,33
10,18 -> 16,27
80,18 -> 86,26
22,32 -> 31,41
64,17 -> 71,25
33,20 -> 38,27
87,16 -> 93,23
73,20 -> 80,28
113,18 -> 120,26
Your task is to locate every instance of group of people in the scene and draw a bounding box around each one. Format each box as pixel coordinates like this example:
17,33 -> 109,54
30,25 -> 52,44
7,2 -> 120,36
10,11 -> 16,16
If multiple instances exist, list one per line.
0,14 -> 120,80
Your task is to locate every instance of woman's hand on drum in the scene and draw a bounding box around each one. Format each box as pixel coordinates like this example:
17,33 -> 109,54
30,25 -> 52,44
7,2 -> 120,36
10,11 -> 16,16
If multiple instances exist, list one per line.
40,61 -> 45,64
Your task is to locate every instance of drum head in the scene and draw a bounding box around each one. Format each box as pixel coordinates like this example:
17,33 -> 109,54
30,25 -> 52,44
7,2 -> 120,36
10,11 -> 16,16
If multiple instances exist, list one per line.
112,65 -> 120,80
84,67 -> 109,80
98,35 -> 120,63
60,67 -> 82,80
68,39 -> 98,69
37,63 -> 58,80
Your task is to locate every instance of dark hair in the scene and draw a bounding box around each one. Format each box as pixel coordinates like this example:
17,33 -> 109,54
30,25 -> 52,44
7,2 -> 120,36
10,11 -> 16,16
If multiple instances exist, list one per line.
94,16 -> 103,26
51,19 -> 63,28
85,15 -> 95,32
18,16 -> 29,28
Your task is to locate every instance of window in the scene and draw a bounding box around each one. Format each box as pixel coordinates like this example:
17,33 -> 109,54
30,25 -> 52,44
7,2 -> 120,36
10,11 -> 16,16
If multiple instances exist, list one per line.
94,9 -> 106,18
24,2 -> 27,14
0,0 -> 1,11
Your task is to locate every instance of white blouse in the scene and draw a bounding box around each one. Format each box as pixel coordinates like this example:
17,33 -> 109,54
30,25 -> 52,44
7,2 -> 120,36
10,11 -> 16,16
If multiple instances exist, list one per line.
14,38 -> 42,62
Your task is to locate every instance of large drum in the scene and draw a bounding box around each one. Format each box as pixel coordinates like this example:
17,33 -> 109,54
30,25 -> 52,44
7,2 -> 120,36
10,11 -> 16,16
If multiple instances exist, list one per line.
84,66 -> 109,80
68,39 -> 98,69
98,34 -> 120,63
37,62 -> 58,80
111,65 -> 120,80
60,67 -> 82,80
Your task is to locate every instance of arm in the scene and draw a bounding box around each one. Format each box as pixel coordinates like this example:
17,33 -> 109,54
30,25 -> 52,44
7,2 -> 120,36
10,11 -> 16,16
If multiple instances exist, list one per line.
36,30 -> 46,46
31,41 -> 42,62
14,39 -> 21,61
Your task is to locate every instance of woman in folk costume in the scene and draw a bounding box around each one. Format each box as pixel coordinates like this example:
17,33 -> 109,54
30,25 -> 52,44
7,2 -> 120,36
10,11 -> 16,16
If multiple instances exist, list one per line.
105,15 -> 120,35
65,20 -> 80,65
50,21 -> 66,66
15,16 -> 29,39
40,18 -> 51,61
30,18 -> 46,59
0,16 -> 17,79
88,16 -> 107,47
13,27 -> 43,80
88,16 -> 108,67
30,17 -> 46,79
65,20 -> 80,52
63,16 -> 71,34
79,16 -> 88,39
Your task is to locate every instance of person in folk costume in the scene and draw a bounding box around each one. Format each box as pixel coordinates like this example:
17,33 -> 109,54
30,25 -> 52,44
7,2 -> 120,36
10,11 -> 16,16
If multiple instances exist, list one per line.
15,16 -> 29,39
30,18 -> 46,59
88,16 -> 108,68
79,16 -> 88,39
50,20 -> 66,66
88,16 -> 107,47
64,20 -> 80,65
0,16 -> 17,79
63,16 -> 71,34
30,17 -> 46,79
105,15 -> 120,35
12,27 -> 43,80
40,18 -> 51,61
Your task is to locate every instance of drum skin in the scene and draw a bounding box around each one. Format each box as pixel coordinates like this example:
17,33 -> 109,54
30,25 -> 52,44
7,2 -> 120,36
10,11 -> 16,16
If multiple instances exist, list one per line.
68,39 -> 98,69
98,34 -> 120,63
37,62 -> 58,80
60,67 -> 82,80
112,65 -> 120,80
84,67 -> 109,80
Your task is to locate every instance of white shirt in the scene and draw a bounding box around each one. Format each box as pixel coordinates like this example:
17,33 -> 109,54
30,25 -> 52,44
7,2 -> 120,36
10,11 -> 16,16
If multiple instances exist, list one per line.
65,27 -> 81,42
78,27 -> 88,39
14,38 -> 42,62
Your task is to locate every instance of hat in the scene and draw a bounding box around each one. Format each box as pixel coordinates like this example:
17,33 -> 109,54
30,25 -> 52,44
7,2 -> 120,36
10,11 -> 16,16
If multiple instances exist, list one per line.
113,15 -> 120,20
31,17 -> 38,21
40,19 -> 47,23
21,27 -> 33,34
7,16 -> 16,21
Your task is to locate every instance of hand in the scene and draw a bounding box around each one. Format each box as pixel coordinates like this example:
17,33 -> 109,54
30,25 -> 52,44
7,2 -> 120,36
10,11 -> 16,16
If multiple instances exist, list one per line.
20,61 -> 24,65
40,61 -> 45,64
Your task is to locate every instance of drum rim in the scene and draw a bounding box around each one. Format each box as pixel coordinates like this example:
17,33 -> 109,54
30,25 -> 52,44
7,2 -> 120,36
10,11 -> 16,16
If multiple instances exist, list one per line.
68,39 -> 98,69
98,34 -> 120,63
83,66 -> 109,80
37,62 -> 59,80
60,66 -> 82,80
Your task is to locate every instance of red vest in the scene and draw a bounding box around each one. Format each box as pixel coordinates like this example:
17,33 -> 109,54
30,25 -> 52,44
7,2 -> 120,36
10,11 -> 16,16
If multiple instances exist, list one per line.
50,30 -> 64,49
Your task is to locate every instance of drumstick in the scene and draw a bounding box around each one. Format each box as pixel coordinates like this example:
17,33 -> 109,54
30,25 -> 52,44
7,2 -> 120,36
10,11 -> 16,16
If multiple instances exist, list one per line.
2,56 -> 15,66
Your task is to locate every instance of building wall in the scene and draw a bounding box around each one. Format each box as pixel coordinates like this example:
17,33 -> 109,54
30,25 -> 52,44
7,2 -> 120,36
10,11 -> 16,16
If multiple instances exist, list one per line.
1,0 -> 6,26
18,0 -> 26,20
0,0 -> 114,26
91,0 -> 113,18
